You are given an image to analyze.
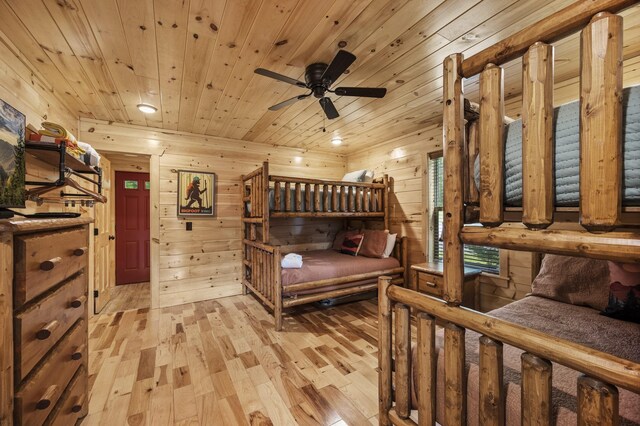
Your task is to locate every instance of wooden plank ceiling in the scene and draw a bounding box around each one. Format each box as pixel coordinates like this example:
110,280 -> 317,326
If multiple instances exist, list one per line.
2,0 -> 640,154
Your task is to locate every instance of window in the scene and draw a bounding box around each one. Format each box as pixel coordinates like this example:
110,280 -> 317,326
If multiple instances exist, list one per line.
429,155 -> 500,273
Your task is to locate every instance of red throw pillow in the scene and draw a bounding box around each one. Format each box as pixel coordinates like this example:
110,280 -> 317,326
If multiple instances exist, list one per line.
340,234 -> 364,256
358,229 -> 389,258
332,229 -> 359,251
601,261 -> 640,323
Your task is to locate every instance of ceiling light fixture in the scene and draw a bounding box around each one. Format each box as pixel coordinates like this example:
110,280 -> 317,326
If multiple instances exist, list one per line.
137,103 -> 158,114
331,137 -> 343,146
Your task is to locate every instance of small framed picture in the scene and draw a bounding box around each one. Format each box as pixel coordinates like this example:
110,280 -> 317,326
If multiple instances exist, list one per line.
177,170 -> 215,217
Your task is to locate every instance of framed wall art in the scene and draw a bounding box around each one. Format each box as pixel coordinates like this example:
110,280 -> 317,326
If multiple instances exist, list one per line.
0,98 -> 26,209
177,170 -> 215,216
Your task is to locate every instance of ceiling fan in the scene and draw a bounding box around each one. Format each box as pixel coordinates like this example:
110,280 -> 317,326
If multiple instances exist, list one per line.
254,50 -> 387,120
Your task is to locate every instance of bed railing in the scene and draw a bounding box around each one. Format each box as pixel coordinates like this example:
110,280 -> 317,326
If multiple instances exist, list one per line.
378,277 -> 640,426
241,162 -> 390,233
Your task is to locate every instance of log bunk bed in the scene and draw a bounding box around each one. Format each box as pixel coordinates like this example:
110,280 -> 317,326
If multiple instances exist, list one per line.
241,161 -> 409,331
379,1 -> 640,425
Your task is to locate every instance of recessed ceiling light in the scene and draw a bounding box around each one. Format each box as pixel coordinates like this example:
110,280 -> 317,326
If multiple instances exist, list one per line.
331,137 -> 343,146
137,103 -> 157,114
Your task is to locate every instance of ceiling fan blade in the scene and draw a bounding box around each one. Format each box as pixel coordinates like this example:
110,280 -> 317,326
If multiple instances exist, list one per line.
321,50 -> 356,86
255,68 -> 307,88
334,87 -> 387,98
319,97 -> 339,120
268,94 -> 310,111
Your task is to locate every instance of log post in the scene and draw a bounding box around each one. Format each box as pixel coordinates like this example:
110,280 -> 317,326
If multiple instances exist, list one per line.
324,184 -> 330,212
417,313 -> 436,426
314,183 -> 320,211
274,181 -> 281,212
305,183 -> 311,212
466,120 -> 479,205
444,323 -> 466,426
479,336 -> 505,426
522,42 -> 554,229
341,185 -> 347,212
479,63 -> 505,227
273,247 -> 283,331
443,53 -> 465,304
394,304 -> 411,419
577,376 -> 619,426
262,162 -> 270,243
295,183 -> 302,212
284,182 -> 291,212
378,276 -> 394,426
521,353 -> 552,426
332,185 -> 338,212
579,12 -> 623,231
383,175 -> 390,230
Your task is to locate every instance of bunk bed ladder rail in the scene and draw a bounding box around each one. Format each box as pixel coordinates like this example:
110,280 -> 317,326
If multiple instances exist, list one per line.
378,277 -> 640,426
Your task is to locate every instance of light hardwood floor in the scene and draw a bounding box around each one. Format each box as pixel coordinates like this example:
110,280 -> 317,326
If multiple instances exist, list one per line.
100,282 -> 151,314
85,295 -> 381,425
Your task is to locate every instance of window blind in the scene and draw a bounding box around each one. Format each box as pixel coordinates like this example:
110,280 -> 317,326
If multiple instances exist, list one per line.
430,156 -> 499,273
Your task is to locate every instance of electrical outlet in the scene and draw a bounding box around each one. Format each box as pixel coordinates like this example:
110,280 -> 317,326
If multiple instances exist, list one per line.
186,222 -> 193,231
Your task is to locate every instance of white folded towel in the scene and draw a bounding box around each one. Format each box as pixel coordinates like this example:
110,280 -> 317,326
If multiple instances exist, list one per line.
281,253 -> 303,269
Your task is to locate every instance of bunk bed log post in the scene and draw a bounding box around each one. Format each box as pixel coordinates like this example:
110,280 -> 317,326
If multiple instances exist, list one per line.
284,182 -> 291,212
401,236 -> 409,287
416,312 -> 437,426
341,185 -> 347,212
479,336 -> 505,426
274,181 -> 281,212
383,175 -> 390,230
262,162 -> 269,243
466,120 -> 479,205
363,188 -> 370,212
442,53 -> 465,304
304,183 -> 311,212
579,12 -> 623,232
324,184 -> 330,212
329,185 -> 336,211
295,183 -> 302,212
394,304 -> 411,419
241,176 -> 248,295
314,183 -> 320,211
356,187 -> 363,212
522,42 -> 554,229
349,186 -> 356,212
273,246 -> 283,331
378,276 -> 393,426
577,376 -> 619,426
444,322 -> 466,426
521,353 -> 552,426
479,63 -> 505,227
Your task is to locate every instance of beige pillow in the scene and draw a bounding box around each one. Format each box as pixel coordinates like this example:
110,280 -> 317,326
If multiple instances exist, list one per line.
531,255 -> 610,310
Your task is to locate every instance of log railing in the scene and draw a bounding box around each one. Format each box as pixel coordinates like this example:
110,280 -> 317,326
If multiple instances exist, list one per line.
242,239 -> 283,329
378,278 -> 640,426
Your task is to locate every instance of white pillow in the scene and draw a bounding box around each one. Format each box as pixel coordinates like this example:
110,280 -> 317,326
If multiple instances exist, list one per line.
382,233 -> 397,258
341,169 -> 367,182
363,170 -> 375,183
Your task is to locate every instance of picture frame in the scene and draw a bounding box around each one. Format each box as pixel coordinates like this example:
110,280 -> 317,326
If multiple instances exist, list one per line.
177,170 -> 215,217
0,98 -> 26,209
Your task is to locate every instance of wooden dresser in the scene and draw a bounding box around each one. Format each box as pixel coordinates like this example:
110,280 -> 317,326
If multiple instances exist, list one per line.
1,218 -> 92,425
410,262 -> 482,310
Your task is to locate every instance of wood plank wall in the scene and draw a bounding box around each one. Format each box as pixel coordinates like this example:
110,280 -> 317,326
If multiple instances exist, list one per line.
79,118 -> 346,308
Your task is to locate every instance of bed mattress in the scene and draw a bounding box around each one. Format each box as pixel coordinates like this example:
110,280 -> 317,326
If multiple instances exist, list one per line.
411,296 -> 640,425
474,85 -> 640,206
281,249 -> 400,295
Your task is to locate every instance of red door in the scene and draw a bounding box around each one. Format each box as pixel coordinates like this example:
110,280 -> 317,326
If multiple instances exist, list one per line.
115,171 -> 150,285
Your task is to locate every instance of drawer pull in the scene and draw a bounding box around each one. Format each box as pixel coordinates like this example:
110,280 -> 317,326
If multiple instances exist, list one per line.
73,246 -> 88,256
36,320 -> 59,340
71,344 -> 85,360
69,295 -> 87,308
71,394 -> 86,413
35,385 -> 58,410
425,281 -> 437,288
40,257 -> 62,271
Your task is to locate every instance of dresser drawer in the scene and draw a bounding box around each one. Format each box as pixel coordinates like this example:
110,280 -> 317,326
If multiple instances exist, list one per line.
44,365 -> 87,426
15,273 -> 87,381
15,320 -> 86,426
14,227 -> 88,306
417,273 -> 444,297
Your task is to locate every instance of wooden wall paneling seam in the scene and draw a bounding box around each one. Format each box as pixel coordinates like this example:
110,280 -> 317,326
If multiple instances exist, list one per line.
150,154 -> 160,309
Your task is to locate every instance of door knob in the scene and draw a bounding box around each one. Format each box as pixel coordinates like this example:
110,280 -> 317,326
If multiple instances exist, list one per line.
108,235 -> 115,240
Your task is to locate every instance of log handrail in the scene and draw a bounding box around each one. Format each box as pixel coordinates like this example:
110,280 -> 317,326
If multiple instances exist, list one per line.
459,0 -> 638,78
269,174 -> 385,189
386,284 -> 640,394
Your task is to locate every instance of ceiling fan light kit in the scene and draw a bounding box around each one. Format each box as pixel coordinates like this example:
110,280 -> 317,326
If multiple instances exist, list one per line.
254,50 -> 387,119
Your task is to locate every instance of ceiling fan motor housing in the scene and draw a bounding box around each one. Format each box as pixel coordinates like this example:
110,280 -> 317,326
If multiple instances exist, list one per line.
305,63 -> 329,98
